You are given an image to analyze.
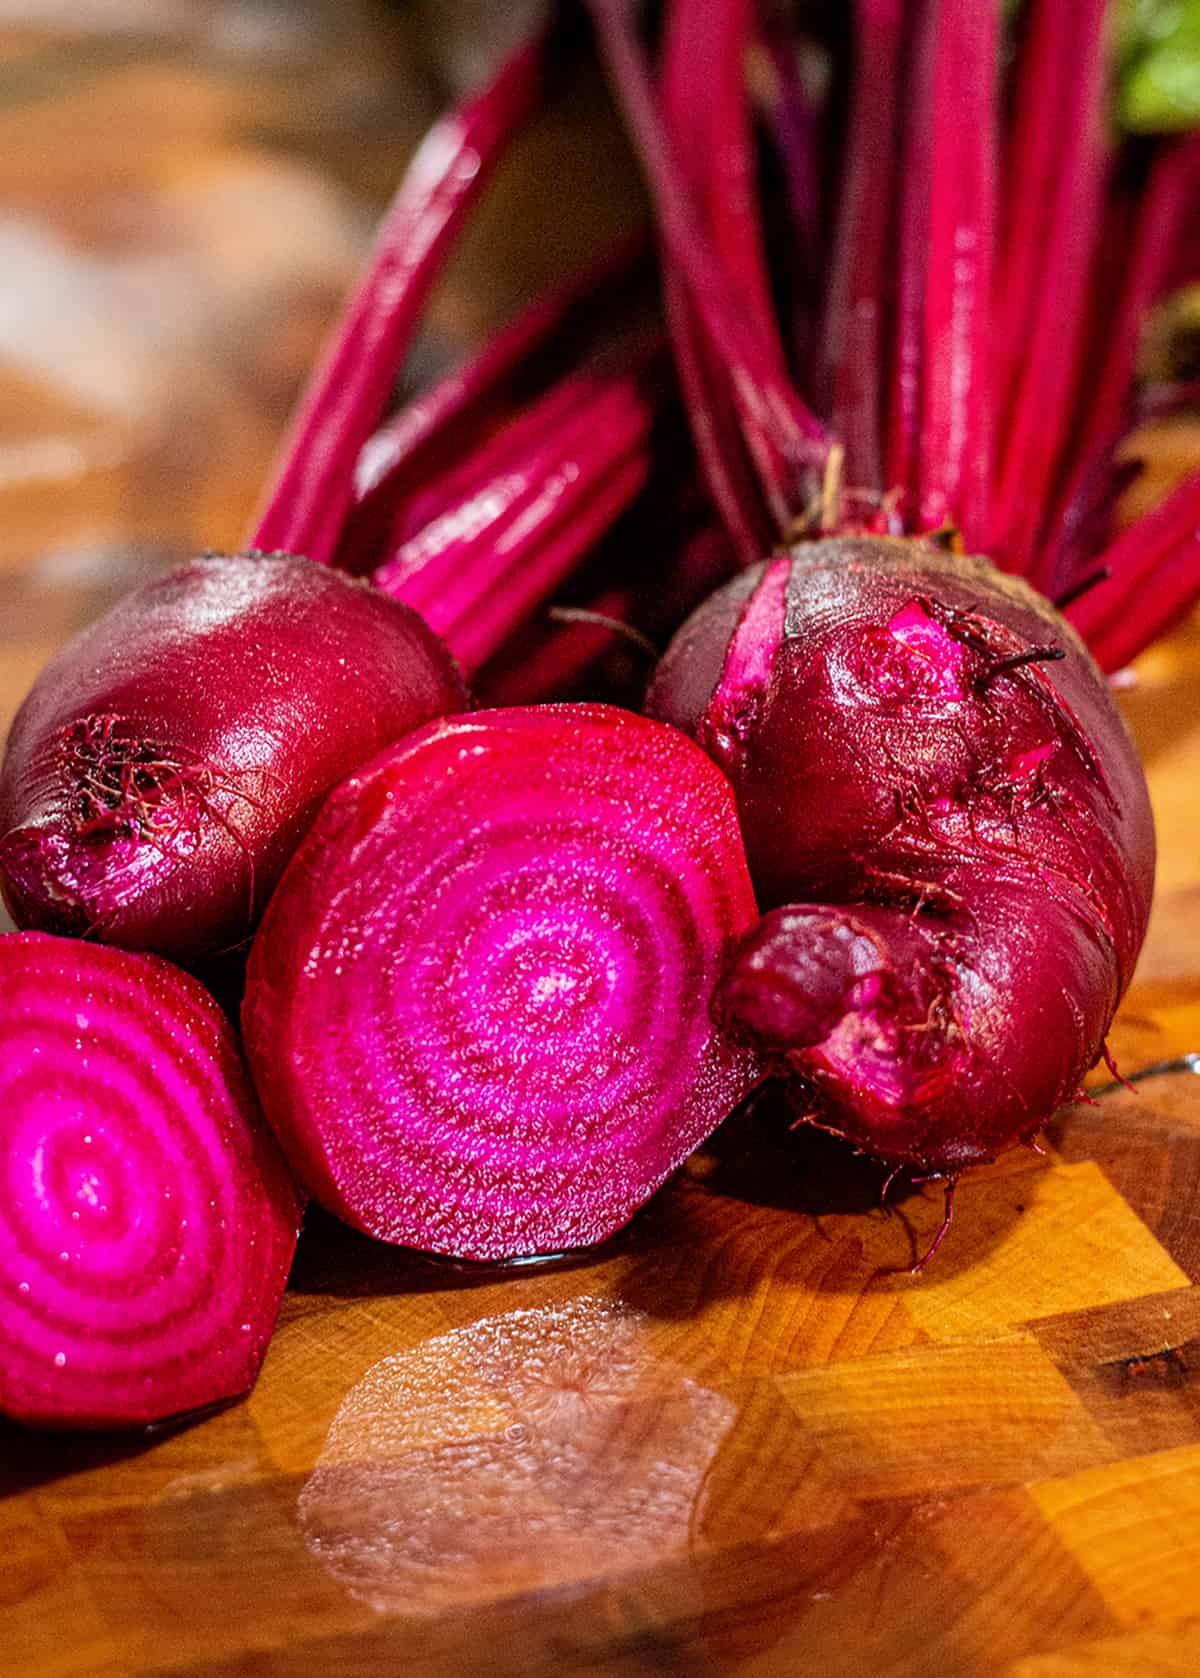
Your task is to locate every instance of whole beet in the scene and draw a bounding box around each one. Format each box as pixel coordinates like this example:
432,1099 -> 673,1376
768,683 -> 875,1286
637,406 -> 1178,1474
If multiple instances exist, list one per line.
648,536 -> 1155,1174
0,552 -> 468,963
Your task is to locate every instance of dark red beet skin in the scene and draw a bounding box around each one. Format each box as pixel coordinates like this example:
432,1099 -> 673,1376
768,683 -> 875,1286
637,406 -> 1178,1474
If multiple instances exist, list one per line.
648,536 -> 1155,1173
0,552 -> 468,963
242,705 -> 761,1260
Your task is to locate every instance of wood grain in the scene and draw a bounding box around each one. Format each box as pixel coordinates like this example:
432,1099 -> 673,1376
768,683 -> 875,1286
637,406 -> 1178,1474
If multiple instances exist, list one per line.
2,8 -> 1200,1675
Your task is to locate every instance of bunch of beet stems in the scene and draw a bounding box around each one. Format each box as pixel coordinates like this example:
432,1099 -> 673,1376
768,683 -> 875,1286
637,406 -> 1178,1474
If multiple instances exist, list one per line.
247,23 -> 713,689
585,0 -> 1199,665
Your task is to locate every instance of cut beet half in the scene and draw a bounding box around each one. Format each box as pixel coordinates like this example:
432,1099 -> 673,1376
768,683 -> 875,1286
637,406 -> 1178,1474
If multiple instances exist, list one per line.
242,706 -> 762,1260
0,932 -> 303,1431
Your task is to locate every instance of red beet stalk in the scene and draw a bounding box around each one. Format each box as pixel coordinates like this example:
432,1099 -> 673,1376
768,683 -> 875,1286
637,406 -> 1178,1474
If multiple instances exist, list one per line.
338,232 -> 649,574
1042,136 -> 1200,595
1068,467 -> 1200,672
250,32 -> 547,567
914,0 -> 998,543
988,0 -> 1111,581
588,0 -> 830,537
755,20 -> 826,374
821,0 -> 906,493
371,355 -> 661,674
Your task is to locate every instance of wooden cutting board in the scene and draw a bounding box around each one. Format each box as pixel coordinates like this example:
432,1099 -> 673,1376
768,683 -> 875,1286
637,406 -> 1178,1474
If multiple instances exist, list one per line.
2,9 -> 1200,1675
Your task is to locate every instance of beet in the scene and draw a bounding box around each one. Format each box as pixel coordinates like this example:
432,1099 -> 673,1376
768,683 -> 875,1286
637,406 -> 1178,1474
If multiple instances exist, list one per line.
648,537 -> 1155,1174
0,932 -> 302,1430
0,552 -> 468,963
242,705 -> 761,1260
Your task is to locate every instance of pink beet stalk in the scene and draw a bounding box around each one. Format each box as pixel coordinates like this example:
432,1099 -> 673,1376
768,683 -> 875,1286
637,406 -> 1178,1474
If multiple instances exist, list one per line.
242,706 -> 762,1260
756,21 -> 826,369
250,33 -> 546,567
662,270 -> 775,565
371,358 -> 660,674
821,0 -> 906,492
659,0 -> 788,562
915,0 -> 998,544
339,233 -> 648,574
884,0 -> 936,510
0,554 -> 468,962
475,517 -> 737,707
1043,136 -> 1200,593
445,455 -> 650,673
0,933 -> 302,1430
988,0 -> 1110,580
587,0 -> 830,532
1068,468 -> 1200,673
663,0 -> 788,379
478,586 -> 638,706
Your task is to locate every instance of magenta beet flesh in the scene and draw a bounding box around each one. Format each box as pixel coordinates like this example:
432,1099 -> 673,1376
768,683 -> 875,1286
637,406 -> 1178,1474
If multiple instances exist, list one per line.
648,536 -> 1155,1174
0,932 -> 302,1430
242,705 -> 761,1259
0,552 -> 468,962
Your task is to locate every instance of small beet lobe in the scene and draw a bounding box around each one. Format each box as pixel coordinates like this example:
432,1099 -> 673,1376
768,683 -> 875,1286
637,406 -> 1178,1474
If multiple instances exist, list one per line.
651,536 -> 1155,1176
242,705 -> 762,1260
0,552 -> 468,963
0,932 -> 302,1430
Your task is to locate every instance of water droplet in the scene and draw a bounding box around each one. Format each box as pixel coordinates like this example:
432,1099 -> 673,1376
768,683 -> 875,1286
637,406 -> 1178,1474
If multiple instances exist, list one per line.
17,1282 -> 30,1295
240,1322 -> 252,1333
54,1352 -> 66,1368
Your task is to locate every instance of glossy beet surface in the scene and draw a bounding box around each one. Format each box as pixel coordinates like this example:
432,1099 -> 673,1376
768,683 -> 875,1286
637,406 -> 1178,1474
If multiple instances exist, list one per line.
242,705 -> 761,1260
0,932 -> 302,1430
648,536 -> 1154,1173
0,552 -> 468,962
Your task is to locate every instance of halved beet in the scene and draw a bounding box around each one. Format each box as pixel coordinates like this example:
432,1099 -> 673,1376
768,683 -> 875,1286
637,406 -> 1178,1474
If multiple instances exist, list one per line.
0,932 -> 302,1430
242,705 -> 761,1260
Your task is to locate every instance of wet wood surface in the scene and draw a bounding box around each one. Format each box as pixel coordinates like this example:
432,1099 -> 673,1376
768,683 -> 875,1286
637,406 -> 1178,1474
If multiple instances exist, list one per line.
2,7 -> 1200,1675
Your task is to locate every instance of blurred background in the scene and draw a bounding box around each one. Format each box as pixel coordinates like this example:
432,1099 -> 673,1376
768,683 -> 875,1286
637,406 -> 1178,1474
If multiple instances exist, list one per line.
0,0 -> 647,796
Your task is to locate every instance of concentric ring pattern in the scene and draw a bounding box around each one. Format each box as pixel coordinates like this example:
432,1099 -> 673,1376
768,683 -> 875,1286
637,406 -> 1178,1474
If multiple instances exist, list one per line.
244,705 -> 761,1259
0,932 -> 302,1428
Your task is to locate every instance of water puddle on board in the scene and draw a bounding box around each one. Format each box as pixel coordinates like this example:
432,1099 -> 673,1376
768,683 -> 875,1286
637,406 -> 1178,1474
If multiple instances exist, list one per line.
298,1295 -> 734,1615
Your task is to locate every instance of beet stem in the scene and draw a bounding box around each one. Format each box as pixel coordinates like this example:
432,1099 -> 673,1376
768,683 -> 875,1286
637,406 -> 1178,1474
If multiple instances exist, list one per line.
915,0 -> 999,546
587,0 -> 830,532
988,0 -> 1110,579
884,0 -> 936,508
1070,467 -> 1200,671
371,357 -> 661,675
249,33 -> 546,567
1039,135 -> 1200,595
336,233 -> 648,575
821,0 -> 906,492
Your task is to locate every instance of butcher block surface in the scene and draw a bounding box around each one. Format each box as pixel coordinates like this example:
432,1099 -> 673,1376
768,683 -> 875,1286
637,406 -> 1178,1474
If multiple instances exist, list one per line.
2,8 -> 1200,1675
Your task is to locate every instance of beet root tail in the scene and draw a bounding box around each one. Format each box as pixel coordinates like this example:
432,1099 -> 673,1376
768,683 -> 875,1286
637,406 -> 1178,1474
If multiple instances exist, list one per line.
717,879 -> 1120,1177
